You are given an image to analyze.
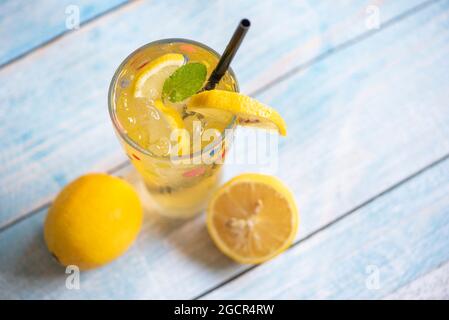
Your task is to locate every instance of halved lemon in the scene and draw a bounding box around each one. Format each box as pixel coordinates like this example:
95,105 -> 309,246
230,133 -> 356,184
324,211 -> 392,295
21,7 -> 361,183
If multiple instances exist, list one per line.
207,174 -> 298,264
134,53 -> 185,98
187,90 -> 287,136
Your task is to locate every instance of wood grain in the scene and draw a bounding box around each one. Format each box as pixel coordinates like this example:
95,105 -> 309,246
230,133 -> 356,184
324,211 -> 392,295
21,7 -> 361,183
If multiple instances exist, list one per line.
0,1 -> 448,299
384,261 -> 449,299
0,0 -> 129,67
204,156 -> 449,299
0,0 -> 429,228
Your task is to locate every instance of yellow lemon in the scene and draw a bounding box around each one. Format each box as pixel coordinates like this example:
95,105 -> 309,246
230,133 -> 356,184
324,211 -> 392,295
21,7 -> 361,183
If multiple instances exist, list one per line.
187,90 -> 287,136
133,53 -> 185,98
44,173 -> 143,270
207,174 -> 298,264
153,99 -> 190,155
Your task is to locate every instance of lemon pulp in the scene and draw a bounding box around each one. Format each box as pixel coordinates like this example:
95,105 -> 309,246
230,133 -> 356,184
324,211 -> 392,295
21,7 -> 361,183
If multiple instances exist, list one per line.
207,173 -> 298,264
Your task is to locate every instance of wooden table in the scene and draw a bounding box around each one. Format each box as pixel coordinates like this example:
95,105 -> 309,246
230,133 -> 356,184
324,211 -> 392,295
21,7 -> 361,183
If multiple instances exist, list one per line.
1,0 -> 448,299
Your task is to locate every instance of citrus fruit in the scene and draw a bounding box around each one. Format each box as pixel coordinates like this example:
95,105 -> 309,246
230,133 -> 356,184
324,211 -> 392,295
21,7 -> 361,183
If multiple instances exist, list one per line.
133,53 -> 185,98
44,173 -> 143,270
207,173 -> 298,264
187,90 -> 287,136
152,99 -> 190,156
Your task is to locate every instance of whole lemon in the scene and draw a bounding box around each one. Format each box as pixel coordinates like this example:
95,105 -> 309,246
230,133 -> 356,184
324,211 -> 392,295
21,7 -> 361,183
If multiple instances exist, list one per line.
44,173 -> 142,270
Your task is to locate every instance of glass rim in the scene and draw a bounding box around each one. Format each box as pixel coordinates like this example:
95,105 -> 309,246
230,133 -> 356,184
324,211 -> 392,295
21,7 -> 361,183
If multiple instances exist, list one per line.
108,38 -> 239,161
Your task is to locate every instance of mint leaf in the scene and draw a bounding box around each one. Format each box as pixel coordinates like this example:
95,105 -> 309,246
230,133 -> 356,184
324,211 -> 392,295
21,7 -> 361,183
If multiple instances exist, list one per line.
162,62 -> 207,102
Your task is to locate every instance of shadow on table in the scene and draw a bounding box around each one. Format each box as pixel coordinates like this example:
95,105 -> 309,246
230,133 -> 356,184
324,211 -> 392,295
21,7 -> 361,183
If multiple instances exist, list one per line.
12,222 -> 66,285
127,168 -> 238,273
9,167 -> 237,296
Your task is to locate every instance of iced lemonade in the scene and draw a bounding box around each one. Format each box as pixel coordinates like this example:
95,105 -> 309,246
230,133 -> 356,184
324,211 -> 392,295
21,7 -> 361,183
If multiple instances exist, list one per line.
109,40 -> 238,217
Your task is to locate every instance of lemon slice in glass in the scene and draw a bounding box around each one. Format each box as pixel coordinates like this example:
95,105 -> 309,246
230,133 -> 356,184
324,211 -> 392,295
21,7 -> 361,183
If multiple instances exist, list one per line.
207,173 -> 298,264
153,99 -> 185,132
187,90 -> 287,136
133,53 -> 185,98
151,99 -> 190,156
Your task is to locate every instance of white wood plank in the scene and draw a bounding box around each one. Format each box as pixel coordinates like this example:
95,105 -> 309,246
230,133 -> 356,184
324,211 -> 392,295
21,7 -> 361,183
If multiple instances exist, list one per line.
0,0 -> 429,227
204,157 -> 449,299
0,0 -> 128,66
384,261 -> 449,299
0,1 -> 448,299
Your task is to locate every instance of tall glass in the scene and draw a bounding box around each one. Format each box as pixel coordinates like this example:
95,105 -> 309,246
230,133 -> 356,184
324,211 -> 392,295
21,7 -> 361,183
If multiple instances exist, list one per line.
108,39 -> 238,218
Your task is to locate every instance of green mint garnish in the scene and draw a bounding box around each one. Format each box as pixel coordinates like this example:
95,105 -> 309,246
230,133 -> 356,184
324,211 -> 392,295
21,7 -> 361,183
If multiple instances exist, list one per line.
162,62 -> 207,102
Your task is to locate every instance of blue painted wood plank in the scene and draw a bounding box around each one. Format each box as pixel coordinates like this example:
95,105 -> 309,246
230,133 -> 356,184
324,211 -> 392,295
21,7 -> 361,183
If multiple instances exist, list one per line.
384,261 -> 449,299
0,0 -> 128,67
0,1 -> 448,299
204,157 -> 449,299
0,0 -> 429,228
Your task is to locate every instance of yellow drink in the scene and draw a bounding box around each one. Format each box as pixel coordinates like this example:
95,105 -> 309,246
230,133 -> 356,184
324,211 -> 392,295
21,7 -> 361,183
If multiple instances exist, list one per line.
109,39 -> 238,218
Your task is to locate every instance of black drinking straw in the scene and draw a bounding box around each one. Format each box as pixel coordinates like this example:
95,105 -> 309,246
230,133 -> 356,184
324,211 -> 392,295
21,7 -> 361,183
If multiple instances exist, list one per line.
204,18 -> 251,91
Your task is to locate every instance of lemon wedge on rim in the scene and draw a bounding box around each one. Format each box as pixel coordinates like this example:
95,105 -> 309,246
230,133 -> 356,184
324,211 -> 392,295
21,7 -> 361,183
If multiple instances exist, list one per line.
187,90 -> 287,136
134,53 -> 185,98
207,173 -> 298,264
